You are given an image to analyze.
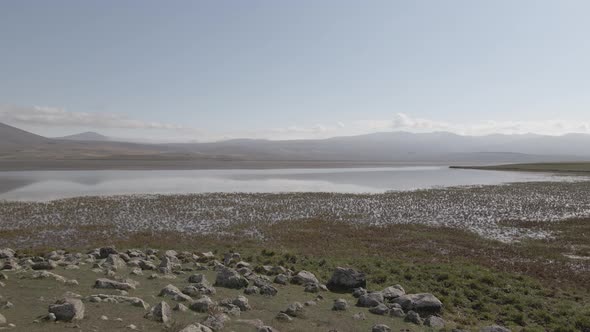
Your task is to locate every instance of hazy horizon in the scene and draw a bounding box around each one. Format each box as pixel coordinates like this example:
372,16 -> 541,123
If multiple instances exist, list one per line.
2,1 -> 590,142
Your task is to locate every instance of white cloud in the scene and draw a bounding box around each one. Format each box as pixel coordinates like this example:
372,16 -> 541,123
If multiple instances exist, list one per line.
0,105 -> 184,130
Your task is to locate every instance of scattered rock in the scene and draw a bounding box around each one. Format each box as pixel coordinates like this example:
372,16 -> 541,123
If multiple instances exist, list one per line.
190,295 -> 216,313
275,312 -> 293,322
357,292 -> 384,307
106,254 -> 127,270
0,248 -> 15,259
244,286 -> 260,295
99,246 -> 118,259
232,295 -> 251,311
145,301 -> 172,323
48,298 -> 85,321
326,267 -> 366,292
188,273 -> 207,284
369,303 -> 390,315
352,312 -> 366,320
394,293 -> 443,314
202,313 -> 230,331
215,267 -> 249,289
425,315 -> 445,329
159,284 -> 193,302
0,313 -> 6,325
32,261 -> 57,270
94,278 -> 135,290
179,324 -> 214,332
291,270 -> 319,285
372,324 -> 392,332
333,298 -> 348,311
174,303 -> 189,312
259,284 -> 278,296
382,285 -> 405,300
283,302 -> 304,317
352,287 -> 367,298
274,274 -> 289,285
304,282 -> 321,293
405,310 -> 423,325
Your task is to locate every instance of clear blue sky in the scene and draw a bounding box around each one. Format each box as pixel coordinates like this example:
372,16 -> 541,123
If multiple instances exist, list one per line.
1,0 -> 589,141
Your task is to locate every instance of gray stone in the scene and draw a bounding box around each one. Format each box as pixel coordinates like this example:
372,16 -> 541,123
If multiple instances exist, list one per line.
244,286 -> 260,295
32,261 -> 57,270
189,296 -> 215,313
48,298 -> 85,321
394,293 -> 443,314
382,285 -> 405,300
405,310 -> 423,325
283,302 -> 304,317
178,324 -> 214,332
326,267 -> 366,292
333,298 -> 348,311
425,316 -> 446,329
275,312 -> 293,322
357,292 -> 384,307
259,284 -> 278,296
274,274 -> 289,285
480,326 -> 511,332
232,295 -> 251,311
145,301 -> 172,323
94,278 -> 136,290
369,303 -> 390,315
202,313 -> 230,331
291,270 -> 319,285
372,324 -> 392,332
215,267 -> 249,289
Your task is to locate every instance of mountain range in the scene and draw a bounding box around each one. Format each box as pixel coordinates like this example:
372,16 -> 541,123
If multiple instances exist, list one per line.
0,121 -> 588,170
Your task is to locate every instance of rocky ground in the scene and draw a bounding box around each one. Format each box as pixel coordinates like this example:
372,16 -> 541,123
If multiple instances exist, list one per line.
0,246 -> 512,332
2,181 -> 590,249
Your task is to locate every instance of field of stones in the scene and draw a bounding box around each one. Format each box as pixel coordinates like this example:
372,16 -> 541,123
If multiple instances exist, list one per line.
0,246 -> 504,332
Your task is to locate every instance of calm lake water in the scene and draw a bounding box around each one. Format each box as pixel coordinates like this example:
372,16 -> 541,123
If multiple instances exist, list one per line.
0,166 -> 583,201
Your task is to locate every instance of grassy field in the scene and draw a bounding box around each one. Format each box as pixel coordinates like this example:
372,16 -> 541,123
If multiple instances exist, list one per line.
4,217 -> 589,331
451,162 -> 590,173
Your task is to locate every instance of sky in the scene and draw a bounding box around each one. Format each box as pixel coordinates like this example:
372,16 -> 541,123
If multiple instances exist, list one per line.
1,0 -> 590,142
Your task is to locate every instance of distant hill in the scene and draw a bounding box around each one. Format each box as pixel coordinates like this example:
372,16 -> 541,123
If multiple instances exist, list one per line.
0,122 -> 49,147
57,131 -> 111,141
1,121 -> 589,170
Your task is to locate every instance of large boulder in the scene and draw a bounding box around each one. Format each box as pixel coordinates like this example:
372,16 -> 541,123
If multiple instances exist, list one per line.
326,267 -> 366,292
425,316 -> 446,329
99,246 -> 118,259
190,296 -> 216,313
48,298 -> 85,321
382,285 -> 405,300
357,292 -> 384,307
215,267 -> 249,289
105,254 -> 127,270
145,301 -> 171,323
291,270 -> 319,285
393,293 -> 442,314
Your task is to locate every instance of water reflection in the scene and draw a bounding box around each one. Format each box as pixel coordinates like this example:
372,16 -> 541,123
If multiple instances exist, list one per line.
0,167 -> 582,201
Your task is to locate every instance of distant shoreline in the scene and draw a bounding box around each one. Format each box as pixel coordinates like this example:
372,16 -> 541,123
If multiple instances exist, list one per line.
450,162 -> 590,174
0,159 -> 453,171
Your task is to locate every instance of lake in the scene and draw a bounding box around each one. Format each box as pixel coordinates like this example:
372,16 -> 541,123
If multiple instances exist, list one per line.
0,166 -> 583,201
